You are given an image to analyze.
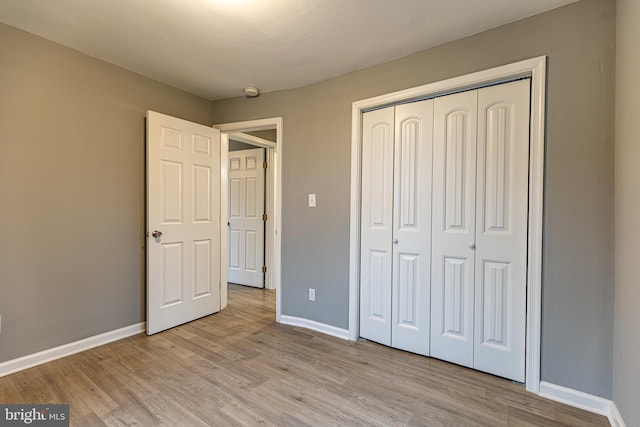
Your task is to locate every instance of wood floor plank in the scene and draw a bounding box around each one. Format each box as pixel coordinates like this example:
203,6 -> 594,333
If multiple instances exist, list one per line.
0,284 -> 609,426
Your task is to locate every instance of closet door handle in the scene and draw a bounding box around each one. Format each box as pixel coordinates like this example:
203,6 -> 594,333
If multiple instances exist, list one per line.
393,239 -> 399,245
468,242 -> 476,250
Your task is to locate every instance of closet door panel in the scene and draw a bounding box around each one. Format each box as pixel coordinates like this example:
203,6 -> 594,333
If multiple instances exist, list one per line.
359,106 -> 395,346
474,79 -> 529,382
391,100 -> 433,356
431,91 -> 478,368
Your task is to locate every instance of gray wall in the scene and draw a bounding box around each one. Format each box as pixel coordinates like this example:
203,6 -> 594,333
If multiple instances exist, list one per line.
229,130 -> 276,150
614,0 -> 640,425
246,129 -> 276,142
229,140 -> 255,151
211,0 -> 615,398
0,23 -> 213,362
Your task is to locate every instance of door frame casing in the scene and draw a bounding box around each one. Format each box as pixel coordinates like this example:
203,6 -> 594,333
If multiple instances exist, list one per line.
215,118 -> 283,322
348,57 -> 546,393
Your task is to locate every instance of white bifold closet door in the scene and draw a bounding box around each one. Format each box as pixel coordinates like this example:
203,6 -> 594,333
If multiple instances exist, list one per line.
430,90 -> 478,367
359,100 -> 433,356
430,79 -> 530,382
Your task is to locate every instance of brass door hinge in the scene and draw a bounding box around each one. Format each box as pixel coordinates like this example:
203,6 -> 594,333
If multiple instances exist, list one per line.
263,214 -> 268,221
262,266 -> 267,273
263,161 -> 268,169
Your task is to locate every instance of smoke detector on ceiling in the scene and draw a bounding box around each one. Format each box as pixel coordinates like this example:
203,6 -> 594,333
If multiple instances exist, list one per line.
244,86 -> 260,98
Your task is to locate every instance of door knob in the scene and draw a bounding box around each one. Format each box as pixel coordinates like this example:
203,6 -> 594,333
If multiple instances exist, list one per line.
152,230 -> 163,238
393,239 -> 399,244
468,242 -> 476,250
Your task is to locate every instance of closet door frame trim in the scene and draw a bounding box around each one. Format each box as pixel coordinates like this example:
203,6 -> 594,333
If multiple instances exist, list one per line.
348,56 -> 546,394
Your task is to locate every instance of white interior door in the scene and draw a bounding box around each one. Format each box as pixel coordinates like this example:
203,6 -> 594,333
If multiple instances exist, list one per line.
430,90 -> 478,368
391,100 -> 433,356
430,80 -> 529,382
147,111 -> 221,335
359,106 -> 395,346
360,101 -> 433,354
228,148 -> 265,288
473,80 -> 529,382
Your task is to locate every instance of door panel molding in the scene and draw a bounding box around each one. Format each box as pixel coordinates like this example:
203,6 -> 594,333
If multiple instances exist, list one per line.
349,56 -> 546,393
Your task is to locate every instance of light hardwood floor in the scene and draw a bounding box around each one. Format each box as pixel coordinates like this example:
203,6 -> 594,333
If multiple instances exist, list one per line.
0,284 -> 608,426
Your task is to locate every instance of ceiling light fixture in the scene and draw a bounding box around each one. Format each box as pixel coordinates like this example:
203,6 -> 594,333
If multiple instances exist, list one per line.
244,86 -> 260,98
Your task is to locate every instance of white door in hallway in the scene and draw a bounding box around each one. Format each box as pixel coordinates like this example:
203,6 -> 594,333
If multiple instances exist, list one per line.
228,148 -> 265,288
147,111 -> 221,335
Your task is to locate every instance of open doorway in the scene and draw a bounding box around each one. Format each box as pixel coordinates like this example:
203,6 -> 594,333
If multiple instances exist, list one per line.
215,118 -> 283,322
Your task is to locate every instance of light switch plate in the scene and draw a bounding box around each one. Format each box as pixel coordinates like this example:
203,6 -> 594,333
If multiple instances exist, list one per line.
308,194 -> 316,208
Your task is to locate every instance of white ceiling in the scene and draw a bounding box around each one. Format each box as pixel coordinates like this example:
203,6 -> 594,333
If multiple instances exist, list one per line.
0,0 -> 579,100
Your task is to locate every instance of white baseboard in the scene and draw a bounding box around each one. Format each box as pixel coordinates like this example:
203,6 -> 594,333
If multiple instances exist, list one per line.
279,315 -> 349,340
608,402 -> 627,427
539,381 -> 626,426
0,322 -> 145,378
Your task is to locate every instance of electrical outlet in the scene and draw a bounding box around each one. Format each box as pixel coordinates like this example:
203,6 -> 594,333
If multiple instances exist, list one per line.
308,288 -> 316,301
308,194 -> 316,208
